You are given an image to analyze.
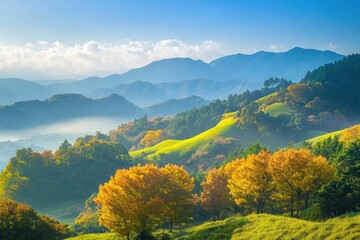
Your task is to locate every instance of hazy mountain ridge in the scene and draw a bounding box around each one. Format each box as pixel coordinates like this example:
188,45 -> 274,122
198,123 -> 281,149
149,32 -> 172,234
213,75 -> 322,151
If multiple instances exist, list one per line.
92,79 -> 240,107
145,96 -> 209,117
0,48 -> 344,107
0,93 -> 145,129
0,93 -> 214,131
0,78 -> 51,105
211,47 -> 343,82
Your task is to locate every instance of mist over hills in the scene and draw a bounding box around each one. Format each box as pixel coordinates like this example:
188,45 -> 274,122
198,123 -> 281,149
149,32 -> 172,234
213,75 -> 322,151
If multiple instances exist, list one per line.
0,94 -> 145,129
145,96 -> 209,117
0,48 -> 344,108
92,79 -> 239,107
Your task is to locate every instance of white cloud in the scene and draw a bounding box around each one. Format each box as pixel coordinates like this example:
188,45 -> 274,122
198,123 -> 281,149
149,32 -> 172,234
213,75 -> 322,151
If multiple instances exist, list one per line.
268,44 -> 286,52
327,42 -> 337,51
0,39 -> 222,80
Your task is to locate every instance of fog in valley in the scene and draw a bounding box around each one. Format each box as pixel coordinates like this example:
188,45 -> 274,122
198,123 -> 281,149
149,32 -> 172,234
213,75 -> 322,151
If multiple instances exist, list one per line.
0,117 -> 131,169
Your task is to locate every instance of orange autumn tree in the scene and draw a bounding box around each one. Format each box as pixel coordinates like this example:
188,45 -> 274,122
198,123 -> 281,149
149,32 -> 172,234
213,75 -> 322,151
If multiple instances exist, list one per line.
95,164 -> 165,239
200,167 -> 232,220
95,164 -> 194,239
268,148 -> 335,217
228,150 -> 273,214
139,130 -> 167,148
160,164 -> 195,232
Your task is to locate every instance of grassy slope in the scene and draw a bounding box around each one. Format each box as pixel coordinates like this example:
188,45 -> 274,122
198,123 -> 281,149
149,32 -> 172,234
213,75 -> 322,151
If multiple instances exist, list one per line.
302,123 -> 360,145
263,102 -> 294,117
255,92 -> 278,104
306,129 -> 343,144
232,214 -> 360,240
130,107 -> 328,163
66,214 -> 360,240
66,233 -> 117,240
130,111 -> 291,161
130,113 -> 243,161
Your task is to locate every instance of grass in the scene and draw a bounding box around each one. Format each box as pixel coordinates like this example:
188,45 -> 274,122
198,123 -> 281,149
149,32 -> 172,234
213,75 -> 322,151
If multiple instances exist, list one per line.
232,214 -> 360,240
176,217 -> 247,240
255,92 -> 278,104
306,129 -> 344,144
130,110 -> 299,163
69,213 -> 360,240
66,233 -> 117,240
130,114 -> 242,161
263,102 -> 294,117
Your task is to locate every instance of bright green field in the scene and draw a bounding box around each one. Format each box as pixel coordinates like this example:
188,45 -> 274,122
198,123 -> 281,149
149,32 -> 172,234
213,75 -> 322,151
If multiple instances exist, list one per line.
130,110 -> 307,162
130,114 -> 242,161
263,102 -> 294,117
255,92 -> 278,104
178,213 -> 360,240
67,213 -> 360,240
66,233 -> 117,240
306,129 -> 344,144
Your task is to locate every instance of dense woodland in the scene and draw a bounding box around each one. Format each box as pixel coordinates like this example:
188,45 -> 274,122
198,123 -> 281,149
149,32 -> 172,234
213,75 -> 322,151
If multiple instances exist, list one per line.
1,55 -> 360,239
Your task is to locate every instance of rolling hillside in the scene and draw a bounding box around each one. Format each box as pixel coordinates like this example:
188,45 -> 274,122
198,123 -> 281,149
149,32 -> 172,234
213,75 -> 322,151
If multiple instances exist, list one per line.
130,112 -> 307,170
303,123 -> 360,145
66,213 -> 360,240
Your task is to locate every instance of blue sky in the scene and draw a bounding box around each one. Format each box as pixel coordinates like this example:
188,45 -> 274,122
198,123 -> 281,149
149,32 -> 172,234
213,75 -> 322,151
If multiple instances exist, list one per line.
0,0 -> 359,79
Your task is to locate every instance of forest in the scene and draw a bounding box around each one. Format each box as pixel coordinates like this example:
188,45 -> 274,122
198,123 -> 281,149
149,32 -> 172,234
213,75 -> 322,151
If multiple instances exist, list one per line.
0,55 -> 360,239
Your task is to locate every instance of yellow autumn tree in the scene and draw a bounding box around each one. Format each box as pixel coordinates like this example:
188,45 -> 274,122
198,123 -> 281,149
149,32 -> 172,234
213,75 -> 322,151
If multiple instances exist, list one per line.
228,150 -> 273,213
95,164 -> 195,238
95,164 -> 166,239
268,148 -> 335,217
200,167 -> 232,220
139,130 -> 167,148
160,164 -> 195,232
340,125 -> 360,143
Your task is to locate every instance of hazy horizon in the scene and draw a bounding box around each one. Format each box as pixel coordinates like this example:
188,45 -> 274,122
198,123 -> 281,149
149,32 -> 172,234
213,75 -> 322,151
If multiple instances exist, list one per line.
0,0 -> 359,80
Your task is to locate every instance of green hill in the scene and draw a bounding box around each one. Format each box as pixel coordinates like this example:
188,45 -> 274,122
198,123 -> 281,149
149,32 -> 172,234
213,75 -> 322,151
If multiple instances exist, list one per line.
0,93 -> 145,129
305,129 -> 343,144
130,112 -> 295,170
0,137 -> 132,223
303,124 -> 360,145
130,114 -> 244,170
66,213 -> 360,240
263,102 -> 294,117
180,214 -> 360,240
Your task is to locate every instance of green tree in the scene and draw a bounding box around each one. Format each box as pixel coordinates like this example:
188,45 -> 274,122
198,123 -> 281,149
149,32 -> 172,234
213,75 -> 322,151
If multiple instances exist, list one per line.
0,198 -> 70,240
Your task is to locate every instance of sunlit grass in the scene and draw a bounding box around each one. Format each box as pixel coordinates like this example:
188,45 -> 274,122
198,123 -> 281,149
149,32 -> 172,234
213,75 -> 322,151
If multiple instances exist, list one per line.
233,214 -> 360,240
66,213 -> 360,240
263,102 -> 294,117
255,92 -> 278,104
66,233 -> 117,240
130,115 -> 241,161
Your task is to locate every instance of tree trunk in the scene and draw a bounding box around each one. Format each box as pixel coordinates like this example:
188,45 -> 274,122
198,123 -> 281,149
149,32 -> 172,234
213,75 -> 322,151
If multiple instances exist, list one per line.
305,192 -> 310,208
290,196 -> 294,217
170,219 -> 173,232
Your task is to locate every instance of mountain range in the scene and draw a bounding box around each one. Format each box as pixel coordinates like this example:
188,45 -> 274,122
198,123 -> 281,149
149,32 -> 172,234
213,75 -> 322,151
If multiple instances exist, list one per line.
0,48 -> 344,107
0,94 -> 210,130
